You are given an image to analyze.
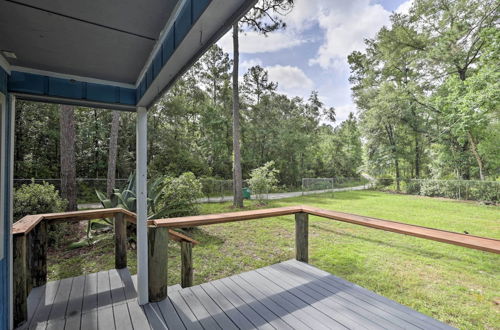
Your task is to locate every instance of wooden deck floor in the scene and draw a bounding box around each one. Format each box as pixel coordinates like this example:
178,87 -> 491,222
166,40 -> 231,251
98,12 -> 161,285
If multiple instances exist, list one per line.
20,260 -> 454,330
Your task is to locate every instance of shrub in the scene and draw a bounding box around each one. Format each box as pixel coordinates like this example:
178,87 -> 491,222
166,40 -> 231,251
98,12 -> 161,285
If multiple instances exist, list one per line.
14,181 -> 68,246
158,172 -> 203,217
404,179 -> 499,202
376,177 -> 394,188
14,181 -> 67,220
248,161 -> 279,204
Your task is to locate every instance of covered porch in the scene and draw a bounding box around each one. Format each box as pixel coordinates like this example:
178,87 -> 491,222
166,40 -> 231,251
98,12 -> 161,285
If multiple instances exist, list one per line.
0,0 -> 256,328
2,1 -> 500,330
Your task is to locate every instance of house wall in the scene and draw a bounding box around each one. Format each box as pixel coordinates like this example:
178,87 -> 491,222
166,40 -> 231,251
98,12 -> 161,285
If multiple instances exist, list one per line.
0,65 -> 13,329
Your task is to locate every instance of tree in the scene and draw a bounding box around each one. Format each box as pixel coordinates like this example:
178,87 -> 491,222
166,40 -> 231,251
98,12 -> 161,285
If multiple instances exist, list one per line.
410,0 -> 498,180
242,65 -> 277,105
106,110 -> 120,197
231,0 -> 294,208
59,104 -> 77,211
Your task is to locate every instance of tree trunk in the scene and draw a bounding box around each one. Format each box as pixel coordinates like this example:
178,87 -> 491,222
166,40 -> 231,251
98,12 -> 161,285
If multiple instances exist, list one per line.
414,133 -> 420,178
467,130 -> 484,180
395,156 -> 401,192
232,23 -> 244,208
107,111 -> 120,197
59,105 -> 77,211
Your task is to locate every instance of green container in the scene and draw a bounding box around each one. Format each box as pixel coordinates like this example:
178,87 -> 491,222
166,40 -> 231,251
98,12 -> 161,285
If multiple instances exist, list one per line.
242,187 -> 251,199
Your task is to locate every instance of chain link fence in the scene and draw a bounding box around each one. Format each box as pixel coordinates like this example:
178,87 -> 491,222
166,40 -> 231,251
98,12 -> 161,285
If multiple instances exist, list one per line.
199,177 -> 370,202
302,177 -> 370,194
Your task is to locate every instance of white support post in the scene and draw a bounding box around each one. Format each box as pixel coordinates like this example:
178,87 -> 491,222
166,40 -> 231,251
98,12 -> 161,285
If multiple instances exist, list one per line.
136,106 -> 148,305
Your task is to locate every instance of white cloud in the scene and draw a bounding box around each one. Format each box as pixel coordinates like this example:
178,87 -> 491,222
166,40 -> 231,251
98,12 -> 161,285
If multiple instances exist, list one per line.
218,30 -> 306,54
307,0 -> 391,70
395,0 -> 414,15
266,65 -> 314,97
240,58 -> 263,73
334,103 -> 358,122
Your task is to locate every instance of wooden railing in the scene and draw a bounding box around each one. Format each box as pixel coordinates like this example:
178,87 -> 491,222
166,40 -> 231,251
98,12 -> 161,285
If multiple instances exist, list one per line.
11,208 -> 198,328
144,205 -> 500,302
12,205 -> 500,327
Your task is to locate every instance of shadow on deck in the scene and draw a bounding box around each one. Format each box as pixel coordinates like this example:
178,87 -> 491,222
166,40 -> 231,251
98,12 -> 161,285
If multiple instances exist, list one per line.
19,260 -> 454,330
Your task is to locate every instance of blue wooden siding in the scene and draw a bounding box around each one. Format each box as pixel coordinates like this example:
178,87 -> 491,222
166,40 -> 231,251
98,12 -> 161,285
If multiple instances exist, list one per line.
7,71 -> 136,106
0,65 -> 12,330
136,0 -> 211,101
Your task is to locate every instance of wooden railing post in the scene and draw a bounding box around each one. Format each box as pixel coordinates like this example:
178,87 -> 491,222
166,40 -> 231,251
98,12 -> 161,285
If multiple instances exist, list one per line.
114,212 -> 127,269
28,221 -> 47,290
181,240 -> 193,288
148,226 -> 169,302
295,212 -> 309,263
13,234 -> 27,328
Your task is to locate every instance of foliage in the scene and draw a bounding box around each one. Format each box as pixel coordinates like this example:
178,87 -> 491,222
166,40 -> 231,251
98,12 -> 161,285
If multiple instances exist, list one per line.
13,181 -> 67,220
405,179 -> 499,202
13,181 -> 68,246
247,161 -> 279,204
376,177 -> 394,188
16,46 -> 362,194
349,0 -> 499,182
157,172 -> 203,217
96,173 -> 173,219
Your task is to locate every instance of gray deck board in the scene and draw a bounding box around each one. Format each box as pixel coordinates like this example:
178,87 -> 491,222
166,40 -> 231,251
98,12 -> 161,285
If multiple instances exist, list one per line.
216,276 -> 294,330
178,287 -> 222,329
189,285 -> 238,330
29,279 -> 60,330
226,275 -> 313,329
273,263 -> 414,329
82,273 -> 98,313
21,261 -> 454,330
283,260 -> 454,330
200,282 -> 260,330
156,297 -> 186,330
258,265 -> 379,330
207,280 -> 275,330
249,269 -> 357,329
238,271 -> 343,330
168,290 -> 204,330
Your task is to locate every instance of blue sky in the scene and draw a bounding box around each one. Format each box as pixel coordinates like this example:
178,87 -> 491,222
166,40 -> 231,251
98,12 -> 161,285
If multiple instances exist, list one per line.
217,0 -> 412,123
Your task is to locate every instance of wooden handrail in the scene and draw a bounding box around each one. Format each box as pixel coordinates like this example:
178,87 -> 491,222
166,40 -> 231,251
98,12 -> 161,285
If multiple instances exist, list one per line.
12,208 -> 198,245
152,206 -> 303,227
153,205 -> 500,254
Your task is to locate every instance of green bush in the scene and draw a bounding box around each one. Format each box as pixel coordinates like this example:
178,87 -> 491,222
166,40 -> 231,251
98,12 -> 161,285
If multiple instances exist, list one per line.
404,179 -> 499,202
14,181 -> 67,220
376,177 -> 394,187
14,181 -> 68,246
248,161 -> 279,204
158,172 -> 203,217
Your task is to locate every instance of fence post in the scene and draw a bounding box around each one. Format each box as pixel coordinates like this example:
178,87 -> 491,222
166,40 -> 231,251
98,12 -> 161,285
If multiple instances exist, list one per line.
13,234 -> 27,328
181,240 -> 193,288
295,212 -> 309,263
114,212 -> 127,269
148,226 -> 169,302
28,221 -> 47,290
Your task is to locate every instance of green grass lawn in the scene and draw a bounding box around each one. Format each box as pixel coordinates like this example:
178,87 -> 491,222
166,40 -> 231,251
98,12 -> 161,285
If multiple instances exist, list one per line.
48,190 -> 500,329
